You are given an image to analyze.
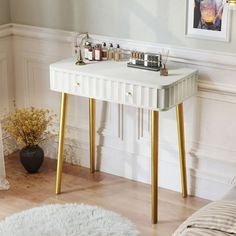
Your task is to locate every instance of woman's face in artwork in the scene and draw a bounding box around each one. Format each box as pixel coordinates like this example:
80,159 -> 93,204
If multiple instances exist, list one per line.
200,0 -> 217,23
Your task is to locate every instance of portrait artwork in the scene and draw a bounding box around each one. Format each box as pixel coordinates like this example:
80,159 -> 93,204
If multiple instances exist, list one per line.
186,0 -> 230,41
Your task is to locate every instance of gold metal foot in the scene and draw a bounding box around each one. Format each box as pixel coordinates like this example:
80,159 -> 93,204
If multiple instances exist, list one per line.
89,98 -> 96,173
176,103 -> 188,198
56,93 -> 68,194
151,110 -> 159,224
75,60 -> 86,66
75,47 -> 86,66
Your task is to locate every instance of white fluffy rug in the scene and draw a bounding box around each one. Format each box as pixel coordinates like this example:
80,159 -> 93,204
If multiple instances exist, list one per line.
0,204 -> 140,236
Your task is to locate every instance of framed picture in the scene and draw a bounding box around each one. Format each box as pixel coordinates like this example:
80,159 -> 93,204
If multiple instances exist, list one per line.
186,0 -> 231,41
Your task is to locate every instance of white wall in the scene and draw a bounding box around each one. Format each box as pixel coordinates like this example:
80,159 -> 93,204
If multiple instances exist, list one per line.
0,24 -> 16,155
9,0 -> 236,53
0,0 -> 10,25
1,24 -> 236,200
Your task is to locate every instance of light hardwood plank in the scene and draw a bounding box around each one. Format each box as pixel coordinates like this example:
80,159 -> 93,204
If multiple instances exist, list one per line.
0,153 -> 210,235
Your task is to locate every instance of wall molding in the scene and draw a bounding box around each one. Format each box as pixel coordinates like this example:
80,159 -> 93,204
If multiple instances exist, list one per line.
1,23 -> 236,200
0,24 -> 12,38
0,23 -> 236,71
0,23 -> 235,98
0,55 -> 9,114
199,81 -> 236,97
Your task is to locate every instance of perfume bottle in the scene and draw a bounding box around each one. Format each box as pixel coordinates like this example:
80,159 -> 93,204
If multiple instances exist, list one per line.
94,44 -> 102,61
102,42 -> 108,61
84,41 -> 90,60
108,43 -> 114,60
114,44 -> 121,61
88,46 -> 94,61
131,51 -> 136,65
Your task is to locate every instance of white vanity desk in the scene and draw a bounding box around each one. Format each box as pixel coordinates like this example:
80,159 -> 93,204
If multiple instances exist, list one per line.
50,58 -> 198,224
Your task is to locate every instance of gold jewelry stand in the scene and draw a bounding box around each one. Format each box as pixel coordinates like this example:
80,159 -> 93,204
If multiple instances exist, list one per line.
55,94 -> 188,224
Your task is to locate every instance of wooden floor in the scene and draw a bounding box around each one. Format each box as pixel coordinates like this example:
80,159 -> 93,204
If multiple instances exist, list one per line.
0,153 -> 209,236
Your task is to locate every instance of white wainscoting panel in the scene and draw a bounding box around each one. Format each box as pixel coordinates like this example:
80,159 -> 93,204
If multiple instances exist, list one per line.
0,34 -> 16,156
0,53 -> 9,115
2,24 -> 236,200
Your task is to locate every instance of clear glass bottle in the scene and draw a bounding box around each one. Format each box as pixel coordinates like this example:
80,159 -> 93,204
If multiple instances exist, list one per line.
88,46 -> 94,61
102,42 -> 108,61
108,43 -> 114,60
94,44 -> 102,61
114,44 -> 121,61
131,51 -> 136,65
84,41 -> 92,60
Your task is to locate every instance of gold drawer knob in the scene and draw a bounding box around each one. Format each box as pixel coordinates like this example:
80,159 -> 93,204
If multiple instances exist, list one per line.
126,91 -> 132,96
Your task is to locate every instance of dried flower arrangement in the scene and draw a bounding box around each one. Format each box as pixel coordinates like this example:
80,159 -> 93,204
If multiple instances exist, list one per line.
3,107 -> 55,148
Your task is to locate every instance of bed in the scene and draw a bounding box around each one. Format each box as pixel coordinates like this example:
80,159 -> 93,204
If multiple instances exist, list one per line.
173,188 -> 236,236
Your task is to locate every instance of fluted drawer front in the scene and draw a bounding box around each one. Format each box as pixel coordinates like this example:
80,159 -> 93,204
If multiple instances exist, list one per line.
163,73 -> 198,110
50,59 -> 198,111
50,70 -> 159,108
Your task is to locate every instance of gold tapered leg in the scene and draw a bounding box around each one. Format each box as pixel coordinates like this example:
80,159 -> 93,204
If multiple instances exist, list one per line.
89,98 -> 96,173
176,103 -> 187,198
151,110 -> 159,224
56,93 -> 68,194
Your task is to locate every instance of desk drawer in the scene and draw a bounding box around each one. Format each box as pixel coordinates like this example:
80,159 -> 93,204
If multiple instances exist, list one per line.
50,70 -> 159,108
50,69 -> 197,111
50,71 -> 90,97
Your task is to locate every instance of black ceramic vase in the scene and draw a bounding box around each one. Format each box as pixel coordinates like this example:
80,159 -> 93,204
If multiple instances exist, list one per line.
20,145 -> 44,173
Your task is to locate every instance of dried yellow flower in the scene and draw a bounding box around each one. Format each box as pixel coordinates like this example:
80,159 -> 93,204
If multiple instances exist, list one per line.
3,107 -> 56,148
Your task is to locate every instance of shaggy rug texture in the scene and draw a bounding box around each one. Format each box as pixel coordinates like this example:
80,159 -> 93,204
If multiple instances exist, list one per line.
0,204 -> 140,236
